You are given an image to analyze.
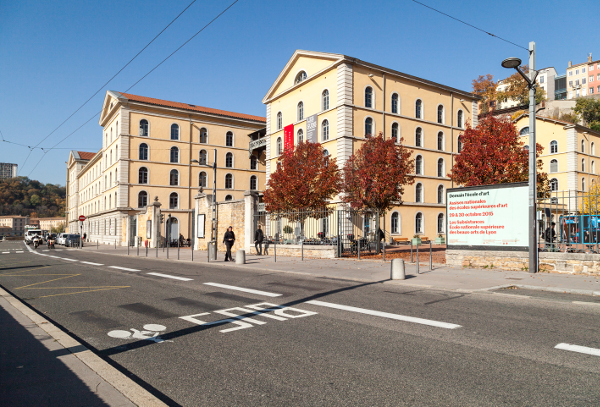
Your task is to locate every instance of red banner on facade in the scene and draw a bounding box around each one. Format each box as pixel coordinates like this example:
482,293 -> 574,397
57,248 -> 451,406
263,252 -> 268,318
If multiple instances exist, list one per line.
284,124 -> 294,151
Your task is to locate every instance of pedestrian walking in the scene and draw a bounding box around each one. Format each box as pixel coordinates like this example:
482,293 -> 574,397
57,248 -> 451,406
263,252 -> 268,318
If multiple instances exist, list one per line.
545,222 -> 556,251
254,225 -> 264,255
223,226 -> 235,261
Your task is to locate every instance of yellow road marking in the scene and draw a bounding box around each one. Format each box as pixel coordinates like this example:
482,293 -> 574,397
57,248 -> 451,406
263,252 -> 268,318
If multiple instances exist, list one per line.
23,287 -> 130,299
15,274 -> 80,289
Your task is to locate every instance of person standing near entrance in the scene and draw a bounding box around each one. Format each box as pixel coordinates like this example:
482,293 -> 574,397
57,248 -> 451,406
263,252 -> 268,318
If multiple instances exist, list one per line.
254,225 -> 264,255
223,226 -> 235,261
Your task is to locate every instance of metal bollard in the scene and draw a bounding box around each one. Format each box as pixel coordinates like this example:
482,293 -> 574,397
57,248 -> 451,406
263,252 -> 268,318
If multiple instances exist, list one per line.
137,244 -> 139,256
127,243 -> 129,256
416,243 -> 419,274
235,249 -> 245,265
383,240 -> 386,262
177,242 -> 180,260
114,240 -> 116,250
357,240 -> 360,260
301,241 -> 304,261
145,245 -> 148,257
429,241 -> 432,271
391,258 -> 405,280
167,242 -> 169,259
97,240 -> 98,250
156,243 -> 158,258
274,240 -> 277,262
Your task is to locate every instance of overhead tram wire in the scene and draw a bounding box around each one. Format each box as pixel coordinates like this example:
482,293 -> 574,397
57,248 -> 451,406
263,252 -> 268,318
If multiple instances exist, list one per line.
19,0 -> 201,174
410,0 -> 528,51
26,0 -> 242,178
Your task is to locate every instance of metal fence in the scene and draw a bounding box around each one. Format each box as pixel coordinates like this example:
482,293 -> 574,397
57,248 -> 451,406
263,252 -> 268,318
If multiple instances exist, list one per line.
539,190 -> 600,253
254,207 -> 382,257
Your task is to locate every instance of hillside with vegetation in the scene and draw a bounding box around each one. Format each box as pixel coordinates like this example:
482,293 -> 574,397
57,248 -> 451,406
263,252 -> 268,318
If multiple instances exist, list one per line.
0,177 -> 66,218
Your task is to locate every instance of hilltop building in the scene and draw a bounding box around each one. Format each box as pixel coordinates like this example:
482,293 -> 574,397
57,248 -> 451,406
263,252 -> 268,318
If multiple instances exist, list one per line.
0,163 -> 18,180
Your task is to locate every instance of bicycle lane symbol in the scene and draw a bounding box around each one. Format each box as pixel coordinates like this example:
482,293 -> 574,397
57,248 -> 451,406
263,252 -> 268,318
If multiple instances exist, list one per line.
107,324 -> 172,343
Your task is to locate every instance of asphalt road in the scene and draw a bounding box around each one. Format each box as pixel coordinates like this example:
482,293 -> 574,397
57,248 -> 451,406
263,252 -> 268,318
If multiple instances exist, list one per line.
1,240 -> 600,406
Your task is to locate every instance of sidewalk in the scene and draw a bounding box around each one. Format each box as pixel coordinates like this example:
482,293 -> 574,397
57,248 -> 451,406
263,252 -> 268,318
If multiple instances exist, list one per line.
79,244 -> 600,296
0,286 -> 167,407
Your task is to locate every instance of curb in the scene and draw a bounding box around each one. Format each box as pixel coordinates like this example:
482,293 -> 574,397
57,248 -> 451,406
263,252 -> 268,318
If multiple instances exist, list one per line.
0,286 -> 167,407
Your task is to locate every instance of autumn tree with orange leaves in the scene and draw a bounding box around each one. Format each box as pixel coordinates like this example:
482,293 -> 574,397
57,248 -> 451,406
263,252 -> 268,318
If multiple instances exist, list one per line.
496,65 -> 546,106
449,115 -> 549,197
472,74 -> 497,114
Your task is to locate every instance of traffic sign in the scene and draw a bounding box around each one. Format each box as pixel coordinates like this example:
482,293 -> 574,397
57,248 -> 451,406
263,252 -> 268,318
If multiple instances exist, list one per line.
79,215 -> 86,222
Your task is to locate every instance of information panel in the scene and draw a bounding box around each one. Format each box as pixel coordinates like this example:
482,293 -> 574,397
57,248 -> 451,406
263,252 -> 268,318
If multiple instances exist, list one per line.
446,183 -> 528,250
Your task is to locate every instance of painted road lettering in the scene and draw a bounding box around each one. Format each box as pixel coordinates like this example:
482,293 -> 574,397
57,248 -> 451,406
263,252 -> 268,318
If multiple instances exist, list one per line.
180,302 -> 317,333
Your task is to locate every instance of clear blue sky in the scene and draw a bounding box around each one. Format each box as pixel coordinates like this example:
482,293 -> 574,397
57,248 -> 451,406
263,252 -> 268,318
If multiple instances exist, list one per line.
1,0 -> 596,185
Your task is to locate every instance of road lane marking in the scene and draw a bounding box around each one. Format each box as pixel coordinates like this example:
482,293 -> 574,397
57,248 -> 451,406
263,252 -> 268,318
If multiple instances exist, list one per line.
147,272 -> 192,281
203,282 -> 282,297
109,266 -> 140,272
61,258 -> 78,262
572,301 -> 600,307
305,300 -> 462,329
81,261 -> 104,266
555,343 -> 600,357
2,252 -> 9,254
48,255 -> 61,259
16,251 -> 23,253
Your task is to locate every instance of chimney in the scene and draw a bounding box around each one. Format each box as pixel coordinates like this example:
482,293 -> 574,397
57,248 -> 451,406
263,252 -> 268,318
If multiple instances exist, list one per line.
588,53 -> 593,63
568,61 -> 572,67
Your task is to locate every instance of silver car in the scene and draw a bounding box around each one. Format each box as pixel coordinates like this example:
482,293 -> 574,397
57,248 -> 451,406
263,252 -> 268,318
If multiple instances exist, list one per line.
64,234 -> 81,247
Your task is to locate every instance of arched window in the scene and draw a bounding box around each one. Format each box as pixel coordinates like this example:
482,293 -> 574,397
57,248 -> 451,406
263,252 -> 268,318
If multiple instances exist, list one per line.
582,177 -> 586,191
437,105 -> 444,124
550,140 -> 558,154
226,131 -> 233,147
365,87 -> 373,108
524,145 -> 529,151
169,193 -> 178,209
415,183 -> 423,202
139,119 -> 149,137
250,155 -> 257,170
437,158 -> 444,177
225,195 -> 233,201
138,167 -> 148,184
437,213 -> 445,233
297,129 -> 304,144
170,169 -> 179,186
115,145 -> 118,160
391,93 -> 399,114
322,89 -> 329,111
365,118 -> 372,137
457,110 -> 464,128
322,119 -> 330,141
582,159 -> 586,172
593,142 -> 596,155
519,126 -> 529,136
582,140 -> 585,153
457,136 -> 463,153
415,99 -> 422,119
592,161 -> 596,174
199,171 -> 207,188
297,101 -> 304,121
225,174 -> 233,189
226,152 -> 233,168
415,155 -> 423,175
437,132 -> 444,151
277,112 -> 282,130
250,175 -> 257,191
550,159 -> 558,173
391,212 -> 399,234
139,143 -> 148,160
438,185 -> 444,204
171,124 -> 179,140
415,212 -> 423,233
138,191 -> 148,208
200,128 -> 208,143
415,127 -> 422,147
295,71 -> 307,84
170,147 -> 179,163
550,178 -> 558,191
276,137 -> 283,155
391,123 -> 398,142
199,150 -> 207,165
110,150 -> 112,164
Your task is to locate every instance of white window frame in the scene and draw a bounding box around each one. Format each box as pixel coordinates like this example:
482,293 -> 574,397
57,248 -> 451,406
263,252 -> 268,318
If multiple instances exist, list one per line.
437,104 -> 445,124
391,93 -> 400,114
322,119 -> 330,141
415,212 -> 424,234
364,86 -> 374,109
390,211 -> 401,235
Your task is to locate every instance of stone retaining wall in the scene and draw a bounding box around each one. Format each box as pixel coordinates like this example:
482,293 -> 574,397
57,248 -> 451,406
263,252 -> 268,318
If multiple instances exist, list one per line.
446,250 -> 600,275
268,244 -> 336,259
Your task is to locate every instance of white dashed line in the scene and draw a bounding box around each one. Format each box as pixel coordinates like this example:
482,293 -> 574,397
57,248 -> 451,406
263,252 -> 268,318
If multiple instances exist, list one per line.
2,252 -> 9,254
48,255 -> 60,259
16,251 -> 23,253
109,266 -> 140,272
305,300 -> 462,329
572,301 -> 600,307
61,258 -> 78,262
81,261 -> 104,266
147,272 -> 193,281
555,343 -> 600,357
203,282 -> 282,297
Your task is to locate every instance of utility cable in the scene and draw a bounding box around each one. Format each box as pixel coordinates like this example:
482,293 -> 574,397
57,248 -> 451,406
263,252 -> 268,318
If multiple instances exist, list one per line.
19,0 -> 200,174
27,0 -> 241,177
410,0 -> 529,51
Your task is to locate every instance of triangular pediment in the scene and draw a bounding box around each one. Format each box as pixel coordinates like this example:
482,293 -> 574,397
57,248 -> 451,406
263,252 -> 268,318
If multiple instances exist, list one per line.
262,50 -> 346,103
99,90 -> 126,126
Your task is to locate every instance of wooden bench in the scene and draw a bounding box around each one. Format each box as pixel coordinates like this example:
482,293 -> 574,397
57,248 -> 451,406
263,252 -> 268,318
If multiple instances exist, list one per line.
420,236 -> 430,243
392,237 -> 409,245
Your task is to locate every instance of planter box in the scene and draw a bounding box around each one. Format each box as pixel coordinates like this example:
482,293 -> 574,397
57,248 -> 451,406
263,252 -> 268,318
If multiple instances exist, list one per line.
435,237 -> 445,244
411,238 -> 421,245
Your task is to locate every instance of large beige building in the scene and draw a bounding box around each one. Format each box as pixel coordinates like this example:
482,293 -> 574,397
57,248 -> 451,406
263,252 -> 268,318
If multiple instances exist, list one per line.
0,215 -> 30,236
262,50 -> 479,238
66,91 -> 266,245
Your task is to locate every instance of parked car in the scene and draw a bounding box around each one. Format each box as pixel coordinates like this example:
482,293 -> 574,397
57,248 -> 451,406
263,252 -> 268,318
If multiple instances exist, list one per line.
56,233 -> 68,245
64,234 -> 81,247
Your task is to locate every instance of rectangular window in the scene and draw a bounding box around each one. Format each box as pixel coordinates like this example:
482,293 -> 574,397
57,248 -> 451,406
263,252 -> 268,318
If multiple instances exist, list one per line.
569,71 -> 573,76
591,76 -> 595,82
576,69 -> 579,75
576,79 -> 580,86
583,78 -> 587,84
539,76 -> 544,83
591,88 -> 595,94
583,67 -> 586,73
569,80 -> 573,87
598,86 -> 600,92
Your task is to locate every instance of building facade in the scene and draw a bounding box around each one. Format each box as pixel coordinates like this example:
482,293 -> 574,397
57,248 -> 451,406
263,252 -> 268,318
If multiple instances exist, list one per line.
567,55 -> 593,99
587,58 -> 600,96
262,50 -> 479,239
66,91 -> 266,246
0,215 -> 30,236
0,163 -> 18,180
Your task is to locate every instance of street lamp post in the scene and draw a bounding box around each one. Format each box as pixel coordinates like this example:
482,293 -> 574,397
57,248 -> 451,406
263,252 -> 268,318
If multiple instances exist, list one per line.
502,41 -> 538,273
192,148 -> 217,260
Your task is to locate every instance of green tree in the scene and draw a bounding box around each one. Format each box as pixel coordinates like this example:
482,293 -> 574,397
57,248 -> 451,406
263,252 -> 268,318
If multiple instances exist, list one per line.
573,98 -> 600,130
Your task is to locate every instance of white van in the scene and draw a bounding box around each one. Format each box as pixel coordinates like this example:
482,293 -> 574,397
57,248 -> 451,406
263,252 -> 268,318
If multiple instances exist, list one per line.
25,229 -> 43,244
